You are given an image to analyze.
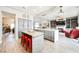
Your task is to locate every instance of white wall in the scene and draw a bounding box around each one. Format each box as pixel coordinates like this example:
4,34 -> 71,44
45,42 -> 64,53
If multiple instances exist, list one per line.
0,10 -> 2,44
0,7 -> 24,42
77,8 -> 79,26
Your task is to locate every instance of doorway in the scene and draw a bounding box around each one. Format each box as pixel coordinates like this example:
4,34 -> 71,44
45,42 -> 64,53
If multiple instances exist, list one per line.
2,11 -> 15,34
1,11 -> 16,52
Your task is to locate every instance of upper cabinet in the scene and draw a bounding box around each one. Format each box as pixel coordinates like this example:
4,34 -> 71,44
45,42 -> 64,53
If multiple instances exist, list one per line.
50,20 -> 56,28
50,16 -> 78,29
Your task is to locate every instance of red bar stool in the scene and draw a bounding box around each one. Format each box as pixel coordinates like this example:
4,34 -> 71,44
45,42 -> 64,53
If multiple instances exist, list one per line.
21,34 -> 25,47
27,38 -> 32,52
25,36 -> 28,50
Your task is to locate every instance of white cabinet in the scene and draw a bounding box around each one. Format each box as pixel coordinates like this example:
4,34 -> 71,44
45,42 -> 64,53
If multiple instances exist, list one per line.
18,18 -> 24,37
27,20 -> 34,30
44,31 -> 49,39
22,31 -> 44,53
35,28 -> 59,42
32,34 -> 44,53
49,31 -> 54,41
44,31 -> 54,42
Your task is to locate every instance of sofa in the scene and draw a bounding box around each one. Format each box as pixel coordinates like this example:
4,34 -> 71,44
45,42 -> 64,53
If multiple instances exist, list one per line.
3,26 -> 11,33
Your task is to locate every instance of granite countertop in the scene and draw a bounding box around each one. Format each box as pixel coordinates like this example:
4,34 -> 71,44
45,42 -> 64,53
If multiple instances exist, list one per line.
22,30 -> 44,38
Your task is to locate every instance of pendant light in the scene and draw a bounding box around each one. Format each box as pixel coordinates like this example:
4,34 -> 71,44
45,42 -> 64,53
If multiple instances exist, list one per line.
56,6 -> 64,20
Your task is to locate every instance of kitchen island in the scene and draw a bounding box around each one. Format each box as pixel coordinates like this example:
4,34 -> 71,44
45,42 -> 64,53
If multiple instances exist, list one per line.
21,30 -> 44,53
34,28 -> 59,42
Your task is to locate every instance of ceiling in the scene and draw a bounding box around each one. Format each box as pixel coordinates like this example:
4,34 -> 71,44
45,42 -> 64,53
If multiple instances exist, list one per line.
7,6 -> 56,16
6,6 -> 79,20
34,6 -> 79,21
2,11 -> 16,19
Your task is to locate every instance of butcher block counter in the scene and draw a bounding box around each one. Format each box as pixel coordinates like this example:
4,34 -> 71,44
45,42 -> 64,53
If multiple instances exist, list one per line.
21,30 -> 44,53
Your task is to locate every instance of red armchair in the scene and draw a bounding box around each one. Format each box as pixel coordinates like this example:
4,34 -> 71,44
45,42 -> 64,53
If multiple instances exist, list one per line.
70,29 -> 79,39
63,29 -> 79,39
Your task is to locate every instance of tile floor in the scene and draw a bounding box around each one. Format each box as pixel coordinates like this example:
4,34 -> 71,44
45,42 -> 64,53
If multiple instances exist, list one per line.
0,32 -> 79,53
0,32 -> 26,53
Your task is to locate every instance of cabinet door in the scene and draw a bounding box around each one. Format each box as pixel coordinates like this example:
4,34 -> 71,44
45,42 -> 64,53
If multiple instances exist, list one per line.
44,31 -> 54,41
66,19 -> 70,28
44,31 -> 49,39
27,20 -> 33,30
18,18 -> 24,37
49,31 -> 54,41
44,31 -> 47,39
50,20 -> 56,28
32,35 -> 44,52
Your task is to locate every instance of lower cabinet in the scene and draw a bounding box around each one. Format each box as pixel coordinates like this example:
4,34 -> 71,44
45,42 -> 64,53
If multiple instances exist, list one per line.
44,31 -> 54,42
35,29 -> 59,42
49,31 -> 54,42
44,31 -> 49,39
32,35 -> 44,53
21,32 -> 44,53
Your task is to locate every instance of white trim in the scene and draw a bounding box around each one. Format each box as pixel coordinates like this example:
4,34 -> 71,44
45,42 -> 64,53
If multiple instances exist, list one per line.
0,10 -> 2,44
